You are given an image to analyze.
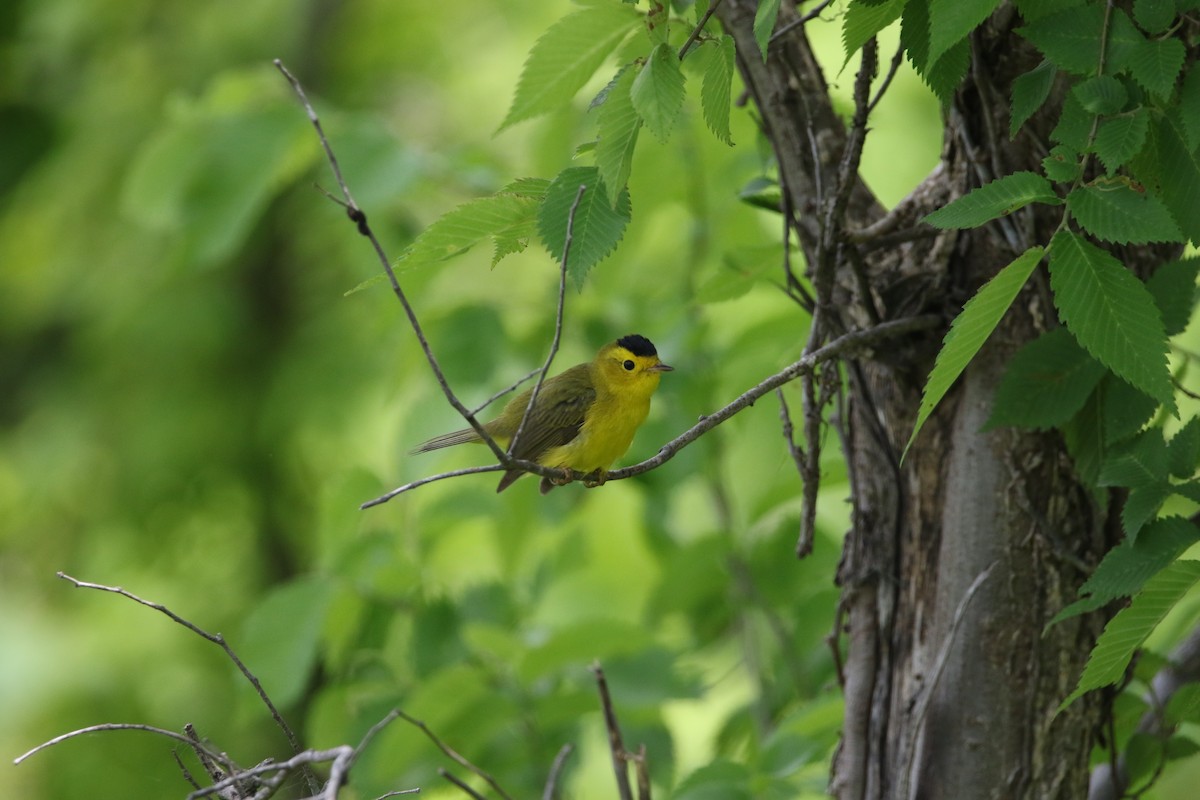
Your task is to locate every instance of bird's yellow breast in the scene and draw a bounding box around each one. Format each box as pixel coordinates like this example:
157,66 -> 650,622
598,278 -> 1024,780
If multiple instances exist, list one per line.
539,379 -> 653,474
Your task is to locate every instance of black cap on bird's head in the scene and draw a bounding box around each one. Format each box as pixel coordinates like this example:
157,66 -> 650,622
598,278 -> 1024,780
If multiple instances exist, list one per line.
616,333 -> 658,357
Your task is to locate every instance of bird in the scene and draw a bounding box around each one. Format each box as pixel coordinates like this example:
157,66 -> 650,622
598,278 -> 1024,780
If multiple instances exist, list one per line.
412,334 -> 673,493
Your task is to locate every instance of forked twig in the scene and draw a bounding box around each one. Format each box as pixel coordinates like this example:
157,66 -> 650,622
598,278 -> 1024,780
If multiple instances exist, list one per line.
396,709 -> 514,800
51,572 -> 318,794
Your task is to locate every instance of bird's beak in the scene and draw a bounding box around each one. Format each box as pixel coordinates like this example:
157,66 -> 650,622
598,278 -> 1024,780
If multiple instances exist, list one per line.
649,362 -> 674,372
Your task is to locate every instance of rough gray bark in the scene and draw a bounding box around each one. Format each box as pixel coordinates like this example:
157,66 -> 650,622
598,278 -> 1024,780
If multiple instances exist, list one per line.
712,2 -> 1138,797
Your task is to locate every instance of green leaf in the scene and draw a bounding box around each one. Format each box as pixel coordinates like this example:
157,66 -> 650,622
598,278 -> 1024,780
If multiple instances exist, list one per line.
393,193 -> 541,273
1099,430 -> 1169,488
905,247 -> 1044,456
700,35 -> 736,145
1133,0 -> 1177,34
1066,184 -> 1183,245
986,328 -> 1106,430
1017,4 -> 1104,75
1167,683 -> 1200,725
537,166 -> 631,288
1127,37 -> 1185,99
630,42 -> 686,143
844,0 -> 905,64
1102,373 -> 1159,444
928,0 -> 1002,69
1123,482 -> 1172,538
753,0 -> 781,61
594,65 -> 641,205
1043,143 -> 1083,183
1012,0 -> 1089,23
1105,9 -> 1149,75
1072,74 -> 1127,115
1048,231 -> 1174,410
1010,60 -> 1057,139
1178,65 -> 1200,149
240,576 -> 334,708
500,2 -> 641,130
673,761 -> 754,800
1154,114 -> 1200,245
1051,517 -> 1200,625
1051,91 -> 1093,151
694,247 -> 782,303
1147,257 -> 1200,336
923,172 -> 1060,229
1061,561 -> 1200,709
1094,109 -> 1150,175
1168,417 -> 1200,478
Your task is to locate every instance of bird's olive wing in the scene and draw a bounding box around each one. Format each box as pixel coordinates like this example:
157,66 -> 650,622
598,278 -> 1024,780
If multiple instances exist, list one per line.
509,385 -> 596,462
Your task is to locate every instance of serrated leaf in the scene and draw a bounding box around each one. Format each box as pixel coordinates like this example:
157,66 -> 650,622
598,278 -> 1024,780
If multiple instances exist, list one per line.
1064,382 -> 1106,484
594,65 -> 641,205
1123,482 -> 1171,538
537,166 -> 631,288
905,247 -> 1044,456
1154,114 -> 1200,245
986,327 -> 1106,430
1133,0 -> 1177,34
1168,417 -> 1200,478
845,0 -> 906,64
1048,231 -> 1174,410
1167,683 -> 1200,725
1147,257 -> 1200,336
753,0 -> 781,61
1017,4 -> 1104,75
500,176 -> 551,198
1094,109 -> 1150,175
928,0 -> 1002,69
1010,60 -> 1057,139
1043,143 -> 1083,183
395,193 -> 542,272
1127,37 -> 1185,99
920,39 -> 971,103
1102,373 -> 1159,444
924,171 -> 1060,229
1099,430 -> 1169,488
630,42 -> 686,143
500,3 -> 641,130
1061,560 -> 1200,709
1051,517 -> 1200,625
1012,0 -> 1089,23
700,35 -> 736,145
1067,184 -> 1183,245
1105,9 -> 1149,75
1072,74 -> 1128,115
1174,480 -> 1200,504
1052,92 -> 1093,151
1178,66 -> 1200,149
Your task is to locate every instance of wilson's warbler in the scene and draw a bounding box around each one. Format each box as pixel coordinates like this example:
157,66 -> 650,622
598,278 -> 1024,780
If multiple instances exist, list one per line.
413,334 -> 673,493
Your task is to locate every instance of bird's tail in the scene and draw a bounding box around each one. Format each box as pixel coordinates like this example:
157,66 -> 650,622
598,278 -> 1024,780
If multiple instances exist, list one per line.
409,428 -> 482,454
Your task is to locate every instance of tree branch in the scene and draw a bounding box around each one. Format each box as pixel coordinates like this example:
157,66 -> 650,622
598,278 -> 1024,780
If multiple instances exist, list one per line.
593,663 -> 634,800
396,709 -> 514,800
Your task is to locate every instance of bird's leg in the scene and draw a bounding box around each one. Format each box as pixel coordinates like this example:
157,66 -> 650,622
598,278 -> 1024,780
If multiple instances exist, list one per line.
582,469 -> 608,488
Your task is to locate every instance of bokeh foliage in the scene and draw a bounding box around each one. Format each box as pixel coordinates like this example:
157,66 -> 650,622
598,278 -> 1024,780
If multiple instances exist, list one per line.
0,1 -> 945,798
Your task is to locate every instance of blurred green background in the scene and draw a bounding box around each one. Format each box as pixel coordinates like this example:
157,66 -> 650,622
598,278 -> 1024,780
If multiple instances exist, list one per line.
0,1 -> 953,798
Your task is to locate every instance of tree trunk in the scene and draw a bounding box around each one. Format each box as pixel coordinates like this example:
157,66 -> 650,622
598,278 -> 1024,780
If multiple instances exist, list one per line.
714,2 -> 1131,797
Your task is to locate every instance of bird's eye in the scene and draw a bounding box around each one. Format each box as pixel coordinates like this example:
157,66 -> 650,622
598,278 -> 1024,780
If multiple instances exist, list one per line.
623,359 -> 635,371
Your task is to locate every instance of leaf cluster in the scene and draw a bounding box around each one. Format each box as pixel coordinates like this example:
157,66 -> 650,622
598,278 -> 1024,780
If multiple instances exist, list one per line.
902,0 -> 1200,755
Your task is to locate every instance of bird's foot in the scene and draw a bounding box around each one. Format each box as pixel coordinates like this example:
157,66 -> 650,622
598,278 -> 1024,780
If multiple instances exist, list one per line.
582,469 -> 608,488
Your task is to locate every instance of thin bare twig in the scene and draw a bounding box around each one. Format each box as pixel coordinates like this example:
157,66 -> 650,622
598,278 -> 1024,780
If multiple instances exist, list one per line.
439,769 -> 488,800
542,743 -> 575,800
471,368 -> 541,416
396,709 -> 514,800
274,59 -> 505,462
509,183 -> 587,459
15,723 -> 227,768
679,0 -> 722,60
634,744 -> 651,800
593,663 -> 634,800
769,0 -> 837,44
53,572 -> 318,794
361,314 -> 941,506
